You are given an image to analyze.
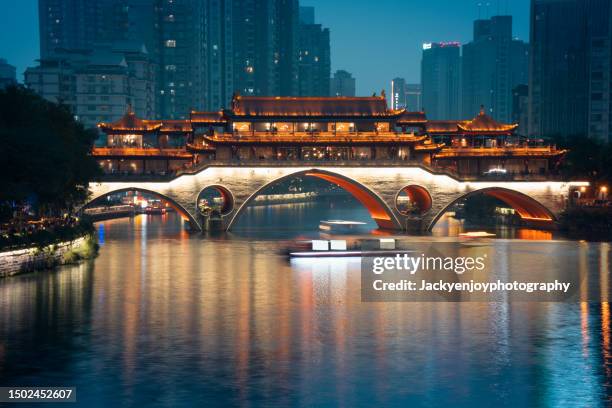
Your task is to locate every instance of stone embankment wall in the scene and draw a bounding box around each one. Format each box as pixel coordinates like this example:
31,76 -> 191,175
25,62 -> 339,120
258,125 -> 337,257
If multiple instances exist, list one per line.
0,236 -> 93,278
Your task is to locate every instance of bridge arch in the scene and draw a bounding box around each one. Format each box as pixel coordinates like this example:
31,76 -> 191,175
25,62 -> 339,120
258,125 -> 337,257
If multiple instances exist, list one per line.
395,185 -> 433,215
226,169 -> 402,230
427,187 -> 556,231
196,184 -> 235,215
82,187 -> 199,227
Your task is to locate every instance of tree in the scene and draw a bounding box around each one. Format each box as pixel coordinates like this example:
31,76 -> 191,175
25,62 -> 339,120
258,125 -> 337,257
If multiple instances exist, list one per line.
0,86 -> 101,221
556,135 -> 612,184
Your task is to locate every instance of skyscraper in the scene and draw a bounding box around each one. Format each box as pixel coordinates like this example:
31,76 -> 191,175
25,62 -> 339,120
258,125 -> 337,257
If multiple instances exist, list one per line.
421,42 -> 461,120
405,84 -> 422,111
157,1 -> 206,119
203,0 -> 234,110
330,70 -> 356,97
462,16 -> 528,123
38,0 -> 119,58
298,7 -> 330,96
529,0 -> 612,142
390,78 -> 407,110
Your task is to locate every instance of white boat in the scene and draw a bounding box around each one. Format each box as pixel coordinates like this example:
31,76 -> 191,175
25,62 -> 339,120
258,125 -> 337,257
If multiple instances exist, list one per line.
319,220 -> 367,234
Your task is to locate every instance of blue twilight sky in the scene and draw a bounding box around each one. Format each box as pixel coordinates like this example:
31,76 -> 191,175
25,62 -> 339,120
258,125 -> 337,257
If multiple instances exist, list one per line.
0,0 -> 530,95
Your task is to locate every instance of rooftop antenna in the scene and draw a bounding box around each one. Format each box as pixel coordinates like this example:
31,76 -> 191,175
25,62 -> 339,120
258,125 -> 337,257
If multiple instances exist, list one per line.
486,2 -> 491,18
477,2 -> 482,19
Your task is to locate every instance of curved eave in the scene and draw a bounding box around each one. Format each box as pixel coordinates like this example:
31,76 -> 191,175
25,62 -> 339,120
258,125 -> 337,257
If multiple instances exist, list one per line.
433,149 -> 567,159
202,135 -> 429,145
225,113 -> 404,121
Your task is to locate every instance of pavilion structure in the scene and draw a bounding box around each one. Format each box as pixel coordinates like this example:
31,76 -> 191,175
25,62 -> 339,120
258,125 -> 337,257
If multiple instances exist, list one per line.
93,95 -> 566,179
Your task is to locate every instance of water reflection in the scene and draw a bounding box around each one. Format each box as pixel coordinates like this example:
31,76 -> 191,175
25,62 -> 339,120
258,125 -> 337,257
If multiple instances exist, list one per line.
0,213 -> 610,407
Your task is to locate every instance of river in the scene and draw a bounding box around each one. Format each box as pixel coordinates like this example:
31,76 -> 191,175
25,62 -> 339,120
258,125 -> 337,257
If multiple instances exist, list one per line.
0,200 -> 611,407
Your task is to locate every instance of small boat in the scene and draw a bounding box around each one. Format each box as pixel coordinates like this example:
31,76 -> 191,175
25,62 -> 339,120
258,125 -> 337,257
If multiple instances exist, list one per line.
458,231 -> 496,238
319,220 -> 367,234
287,238 -> 413,258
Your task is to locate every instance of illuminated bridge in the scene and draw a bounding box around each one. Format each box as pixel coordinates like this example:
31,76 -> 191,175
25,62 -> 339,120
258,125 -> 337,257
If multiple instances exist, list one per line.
86,95 -> 586,231
86,163 -> 587,232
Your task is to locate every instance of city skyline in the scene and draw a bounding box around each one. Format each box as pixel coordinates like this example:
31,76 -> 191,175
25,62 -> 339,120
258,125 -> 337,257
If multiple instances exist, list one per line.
2,0 -> 530,96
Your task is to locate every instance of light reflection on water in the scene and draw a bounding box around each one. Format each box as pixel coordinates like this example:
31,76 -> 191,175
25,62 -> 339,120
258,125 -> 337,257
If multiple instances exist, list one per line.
0,208 -> 610,407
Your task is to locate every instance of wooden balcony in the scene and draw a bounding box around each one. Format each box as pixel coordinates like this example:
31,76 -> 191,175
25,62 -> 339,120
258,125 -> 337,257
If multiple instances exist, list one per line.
206,131 -> 428,145
92,147 -> 193,159
433,146 -> 566,159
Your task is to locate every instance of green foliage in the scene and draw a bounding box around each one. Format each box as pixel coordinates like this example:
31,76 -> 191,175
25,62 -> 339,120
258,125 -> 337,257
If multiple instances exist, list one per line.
0,218 -> 96,251
559,207 -> 612,237
556,135 -> 612,183
0,86 -> 101,219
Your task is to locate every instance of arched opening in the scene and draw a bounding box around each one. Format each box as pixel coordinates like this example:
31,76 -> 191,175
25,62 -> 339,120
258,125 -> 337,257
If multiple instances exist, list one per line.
83,187 -> 198,228
428,187 -> 555,233
196,185 -> 234,216
227,169 -> 400,231
395,185 -> 432,215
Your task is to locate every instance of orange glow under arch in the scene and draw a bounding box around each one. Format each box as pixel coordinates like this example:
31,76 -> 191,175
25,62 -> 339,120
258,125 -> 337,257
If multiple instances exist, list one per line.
227,169 -> 400,230
428,187 -> 555,231
84,187 -> 197,226
399,185 -> 433,214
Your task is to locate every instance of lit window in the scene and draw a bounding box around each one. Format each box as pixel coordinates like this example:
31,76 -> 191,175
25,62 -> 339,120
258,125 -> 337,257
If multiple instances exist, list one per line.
245,66 -> 254,73
165,40 -> 176,47
165,64 -> 176,71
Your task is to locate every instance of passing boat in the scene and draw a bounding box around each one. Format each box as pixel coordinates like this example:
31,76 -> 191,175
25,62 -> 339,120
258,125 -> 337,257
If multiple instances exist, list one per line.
319,220 -> 367,234
287,238 -> 413,258
458,231 -> 496,238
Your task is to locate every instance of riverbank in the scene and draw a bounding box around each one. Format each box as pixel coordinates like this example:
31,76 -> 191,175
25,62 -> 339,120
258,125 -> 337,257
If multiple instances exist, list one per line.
0,233 -> 97,278
0,219 -> 99,277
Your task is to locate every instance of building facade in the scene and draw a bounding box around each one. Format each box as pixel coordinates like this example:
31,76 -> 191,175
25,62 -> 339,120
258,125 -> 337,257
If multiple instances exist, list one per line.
405,84 -> 422,112
529,0 -> 612,142
421,42 -> 461,120
25,44 -> 155,128
0,59 -> 17,89
298,10 -> 331,96
330,70 -> 356,97
462,16 -> 529,123
390,78 -> 407,110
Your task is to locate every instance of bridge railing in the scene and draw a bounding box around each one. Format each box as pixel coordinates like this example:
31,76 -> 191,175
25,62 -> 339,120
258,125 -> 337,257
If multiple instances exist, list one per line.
93,159 -> 567,183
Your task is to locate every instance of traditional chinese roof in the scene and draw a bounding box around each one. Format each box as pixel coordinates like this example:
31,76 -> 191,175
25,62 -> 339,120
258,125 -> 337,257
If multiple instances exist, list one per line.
191,111 -> 226,124
98,107 -> 161,132
160,120 -> 192,132
458,109 -> 518,133
396,111 -> 427,124
229,95 -> 399,117
426,120 -> 462,133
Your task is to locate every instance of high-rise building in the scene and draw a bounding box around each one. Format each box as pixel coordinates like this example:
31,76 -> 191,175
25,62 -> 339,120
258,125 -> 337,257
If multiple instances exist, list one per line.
462,16 -> 528,123
421,42 -> 461,120
298,7 -> 330,96
405,84 -> 422,111
277,0 -> 300,96
529,0 -> 612,142
0,59 -> 17,88
330,70 -> 356,97
156,0 -> 205,119
299,6 -> 314,24
203,0 -> 234,110
38,0 -> 118,58
390,77 -> 407,110
512,84 -> 529,136
37,0 -> 327,115
390,79 -> 421,111
25,44 -> 155,128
